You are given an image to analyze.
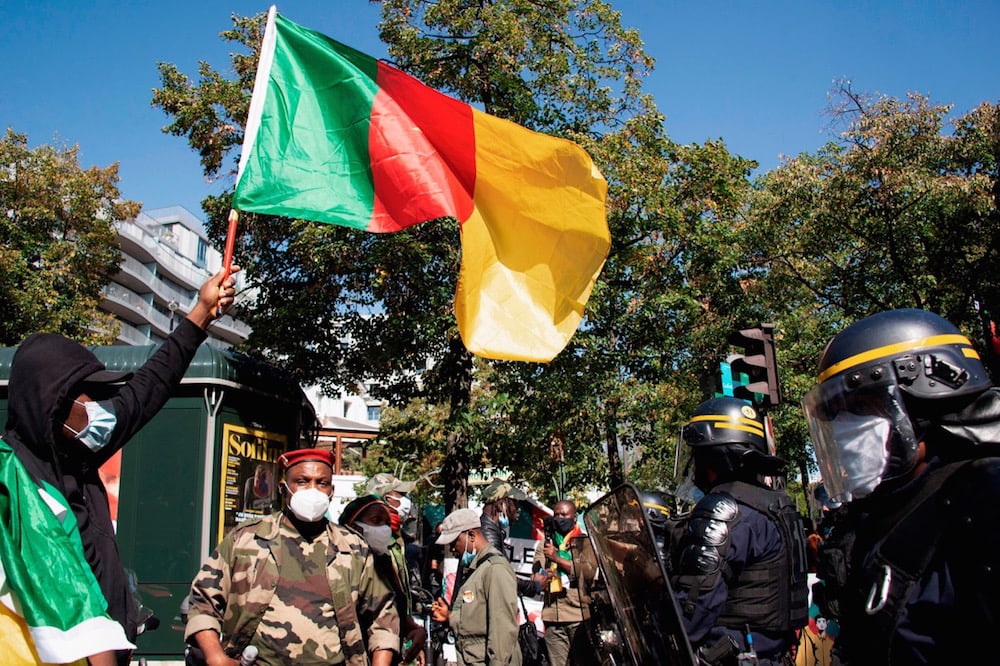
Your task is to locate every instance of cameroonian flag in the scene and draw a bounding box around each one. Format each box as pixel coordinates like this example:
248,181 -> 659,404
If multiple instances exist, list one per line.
232,7 -> 610,363
0,440 -> 134,664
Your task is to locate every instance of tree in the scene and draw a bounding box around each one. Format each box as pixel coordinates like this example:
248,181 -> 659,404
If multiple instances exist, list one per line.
0,129 -> 137,345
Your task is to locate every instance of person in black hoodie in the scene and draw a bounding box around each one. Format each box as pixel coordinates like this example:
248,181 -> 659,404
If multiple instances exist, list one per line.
4,267 -> 238,665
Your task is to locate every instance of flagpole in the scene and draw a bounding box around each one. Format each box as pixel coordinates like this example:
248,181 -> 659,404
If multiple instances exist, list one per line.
218,5 -> 278,317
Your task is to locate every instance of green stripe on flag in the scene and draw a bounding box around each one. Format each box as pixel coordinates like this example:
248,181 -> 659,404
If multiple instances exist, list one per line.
234,13 -> 380,227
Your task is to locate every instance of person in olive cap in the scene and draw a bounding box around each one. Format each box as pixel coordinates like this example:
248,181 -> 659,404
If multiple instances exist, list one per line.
430,508 -> 521,665
365,472 -> 419,649
365,472 -> 417,533
186,448 -> 400,665
804,309 -> 1000,664
1,268 -> 238,666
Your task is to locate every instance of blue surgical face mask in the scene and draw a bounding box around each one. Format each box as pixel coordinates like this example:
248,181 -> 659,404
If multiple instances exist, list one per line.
65,399 -> 117,451
461,538 -> 478,566
827,412 -> 892,500
498,512 -> 510,530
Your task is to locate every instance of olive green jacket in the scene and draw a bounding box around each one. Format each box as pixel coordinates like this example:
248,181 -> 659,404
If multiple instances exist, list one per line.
450,544 -> 521,666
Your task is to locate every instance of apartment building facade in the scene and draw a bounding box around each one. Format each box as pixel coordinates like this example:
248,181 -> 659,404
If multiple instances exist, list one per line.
105,205 -> 250,348
106,206 -> 381,475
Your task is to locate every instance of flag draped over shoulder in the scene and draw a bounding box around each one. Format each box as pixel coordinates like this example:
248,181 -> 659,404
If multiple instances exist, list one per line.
0,440 -> 133,664
233,8 -> 610,362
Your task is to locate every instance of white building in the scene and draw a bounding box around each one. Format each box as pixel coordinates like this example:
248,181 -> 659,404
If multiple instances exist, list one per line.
105,205 -> 381,473
106,206 -> 249,348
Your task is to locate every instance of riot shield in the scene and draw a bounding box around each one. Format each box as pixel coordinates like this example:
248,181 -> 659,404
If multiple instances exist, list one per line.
581,483 -> 697,666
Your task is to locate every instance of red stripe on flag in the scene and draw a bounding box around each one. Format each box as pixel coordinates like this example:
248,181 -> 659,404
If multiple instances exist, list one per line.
369,62 -> 476,232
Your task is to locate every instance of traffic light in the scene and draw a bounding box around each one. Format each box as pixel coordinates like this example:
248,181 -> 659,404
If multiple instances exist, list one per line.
727,324 -> 782,408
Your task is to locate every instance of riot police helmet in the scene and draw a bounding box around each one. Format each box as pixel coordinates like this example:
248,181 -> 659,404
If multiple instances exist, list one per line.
802,309 -> 991,503
638,490 -> 671,534
681,397 -> 781,488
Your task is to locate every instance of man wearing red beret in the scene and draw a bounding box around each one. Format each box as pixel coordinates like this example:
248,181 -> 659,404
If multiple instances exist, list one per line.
185,447 -> 400,665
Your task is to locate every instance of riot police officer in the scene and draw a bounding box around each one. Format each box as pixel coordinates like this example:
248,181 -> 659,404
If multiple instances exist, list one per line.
638,490 -> 673,564
804,309 -> 1000,664
671,397 -> 808,665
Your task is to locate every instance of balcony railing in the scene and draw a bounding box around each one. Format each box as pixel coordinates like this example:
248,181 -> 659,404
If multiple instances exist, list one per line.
118,255 -> 195,311
114,216 -> 251,345
116,320 -> 152,346
116,220 -> 210,290
103,283 -> 173,337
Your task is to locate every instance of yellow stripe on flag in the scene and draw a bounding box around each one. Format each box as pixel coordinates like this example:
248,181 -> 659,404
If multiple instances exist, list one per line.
0,603 -> 86,666
455,111 -> 609,362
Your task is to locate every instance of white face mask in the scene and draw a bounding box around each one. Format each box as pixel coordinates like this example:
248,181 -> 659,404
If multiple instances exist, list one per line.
394,495 -> 412,520
285,485 -> 331,522
827,412 -> 892,500
355,521 -> 393,555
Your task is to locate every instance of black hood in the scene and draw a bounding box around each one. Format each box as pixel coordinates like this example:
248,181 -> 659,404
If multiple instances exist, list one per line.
6,333 -> 115,458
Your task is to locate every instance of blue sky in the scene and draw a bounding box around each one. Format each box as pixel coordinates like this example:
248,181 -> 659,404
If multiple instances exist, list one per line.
3,1 -> 998,219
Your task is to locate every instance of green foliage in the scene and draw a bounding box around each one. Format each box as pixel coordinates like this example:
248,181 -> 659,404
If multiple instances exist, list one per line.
0,128 -> 136,345
748,84 -> 1000,476
151,2 -> 669,507
377,0 -> 651,132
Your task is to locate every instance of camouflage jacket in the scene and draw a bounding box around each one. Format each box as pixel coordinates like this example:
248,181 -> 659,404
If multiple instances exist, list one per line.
186,512 -> 400,664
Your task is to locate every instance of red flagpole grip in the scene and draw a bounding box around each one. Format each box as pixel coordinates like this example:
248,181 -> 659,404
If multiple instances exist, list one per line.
218,209 -> 239,317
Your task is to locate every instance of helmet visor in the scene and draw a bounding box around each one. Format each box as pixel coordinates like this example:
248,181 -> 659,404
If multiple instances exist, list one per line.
802,377 -> 915,503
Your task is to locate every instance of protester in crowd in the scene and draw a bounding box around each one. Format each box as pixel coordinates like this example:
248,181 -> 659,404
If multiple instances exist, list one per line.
671,397 -> 808,666
430,508 -> 521,665
478,479 -> 544,597
804,309 -> 1000,664
341,493 -> 428,666
185,448 -> 399,665
366,472 -> 417,534
366,475 -> 421,641
531,499 -> 595,666
2,268 -> 238,666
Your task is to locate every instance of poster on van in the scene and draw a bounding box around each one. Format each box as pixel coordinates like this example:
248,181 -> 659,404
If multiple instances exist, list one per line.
218,423 -> 287,541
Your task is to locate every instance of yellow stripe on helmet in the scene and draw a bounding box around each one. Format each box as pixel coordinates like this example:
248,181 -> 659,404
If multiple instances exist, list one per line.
818,333 -> 974,383
688,414 -> 764,437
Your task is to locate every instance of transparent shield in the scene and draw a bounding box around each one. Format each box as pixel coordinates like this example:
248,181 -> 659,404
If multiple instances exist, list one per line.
583,484 -> 697,666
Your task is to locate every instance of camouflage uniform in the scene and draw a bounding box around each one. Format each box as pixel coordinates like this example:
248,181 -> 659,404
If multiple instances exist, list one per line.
450,544 -> 521,666
186,512 -> 400,665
